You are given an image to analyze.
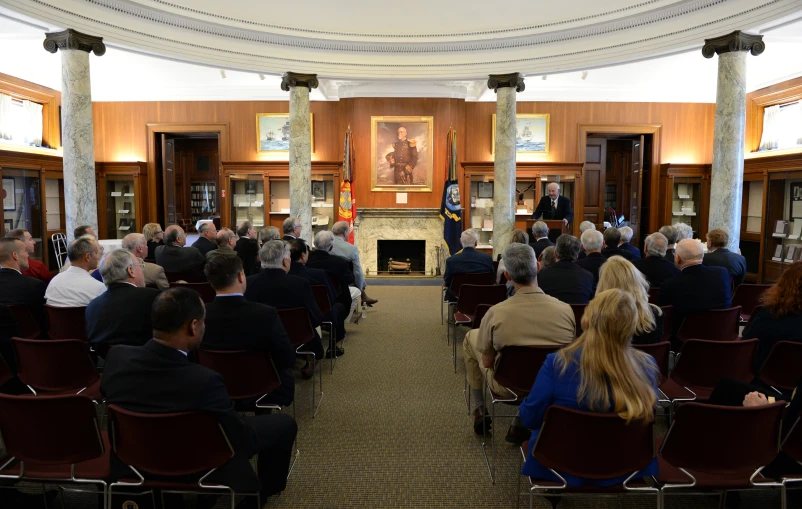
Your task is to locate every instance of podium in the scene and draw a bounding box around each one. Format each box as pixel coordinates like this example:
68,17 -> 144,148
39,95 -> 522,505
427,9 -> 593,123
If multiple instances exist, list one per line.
526,218 -> 569,243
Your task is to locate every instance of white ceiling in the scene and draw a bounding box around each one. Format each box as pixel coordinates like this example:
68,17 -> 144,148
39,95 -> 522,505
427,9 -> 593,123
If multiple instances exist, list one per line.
0,1 -> 801,102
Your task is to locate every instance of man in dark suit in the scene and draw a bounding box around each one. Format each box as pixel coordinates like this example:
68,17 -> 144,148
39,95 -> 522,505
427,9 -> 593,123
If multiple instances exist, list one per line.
307,231 -> 355,295
633,232 -> 680,288
600,227 -> 634,261
528,221 -> 554,258
532,182 -> 574,227
0,238 -> 47,335
202,254 -> 296,406
191,222 -> 218,257
282,217 -> 303,242
289,240 -> 347,342
659,239 -> 732,342
235,221 -> 260,277
576,229 -> 605,290
443,229 -> 495,302
618,226 -> 642,260
155,225 -> 205,273
537,234 -> 594,305
659,225 -> 679,263
704,229 -> 747,287
86,250 -> 160,349
244,240 -> 327,361
101,288 -> 298,501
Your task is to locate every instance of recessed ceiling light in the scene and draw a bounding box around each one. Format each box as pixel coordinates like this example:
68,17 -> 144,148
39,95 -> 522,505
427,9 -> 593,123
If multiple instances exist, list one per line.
581,71 -> 589,81
258,74 -> 265,81
542,75 -> 547,81
220,70 -> 227,79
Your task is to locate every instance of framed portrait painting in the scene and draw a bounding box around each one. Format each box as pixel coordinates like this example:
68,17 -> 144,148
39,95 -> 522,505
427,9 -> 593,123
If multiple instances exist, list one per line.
371,116 -> 434,192
492,113 -> 550,155
256,113 -> 314,153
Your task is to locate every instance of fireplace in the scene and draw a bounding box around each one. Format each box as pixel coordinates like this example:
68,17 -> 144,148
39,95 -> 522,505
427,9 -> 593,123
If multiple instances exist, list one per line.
377,240 -> 426,275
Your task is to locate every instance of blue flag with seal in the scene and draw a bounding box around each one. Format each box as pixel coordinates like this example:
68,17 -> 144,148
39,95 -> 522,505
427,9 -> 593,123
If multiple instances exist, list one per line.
440,128 -> 461,256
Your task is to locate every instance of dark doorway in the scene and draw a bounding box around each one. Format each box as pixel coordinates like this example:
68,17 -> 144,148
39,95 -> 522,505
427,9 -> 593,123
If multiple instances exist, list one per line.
377,240 -> 426,275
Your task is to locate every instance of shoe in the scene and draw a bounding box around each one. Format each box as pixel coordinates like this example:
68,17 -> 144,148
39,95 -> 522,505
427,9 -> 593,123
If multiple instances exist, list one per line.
325,347 -> 345,359
505,423 -> 531,445
361,291 -> 379,306
473,407 -> 492,435
300,360 -> 315,379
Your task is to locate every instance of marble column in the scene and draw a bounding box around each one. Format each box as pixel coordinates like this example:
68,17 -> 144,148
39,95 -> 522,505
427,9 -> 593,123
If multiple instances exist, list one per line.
488,73 -> 525,258
281,72 -> 318,244
703,31 -> 764,252
44,30 -> 105,241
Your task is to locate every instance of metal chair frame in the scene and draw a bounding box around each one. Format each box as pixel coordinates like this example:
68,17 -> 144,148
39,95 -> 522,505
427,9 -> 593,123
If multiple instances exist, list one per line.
451,283 -> 506,372
51,233 -> 68,271
278,307 -> 324,418
311,285 -> 337,375
779,416 -> 802,509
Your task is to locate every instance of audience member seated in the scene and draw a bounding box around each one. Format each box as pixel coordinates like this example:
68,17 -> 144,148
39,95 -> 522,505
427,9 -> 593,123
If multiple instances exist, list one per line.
742,261 -> 802,370
658,238 -> 732,341
5,228 -> 53,283
259,226 -> 281,245
191,222 -> 218,257
496,229 -> 529,296
596,257 -> 663,345
101,288 -> 298,500
600,227 -> 634,261
674,221 -> 694,242
331,221 -> 377,306
577,221 -> 596,260
235,221 -> 260,277
632,232 -> 680,288
58,225 -> 97,273
520,289 -> 659,486
539,246 -> 556,269
209,228 -> 238,262
537,235 -> 594,305
0,238 -> 46,334
307,230 -> 360,322
289,239 -> 348,344
143,222 -> 164,260
576,229 -> 605,290
618,226 -> 642,260
703,228 -> 747,287
155,225 -> 205,273
86,249 -> 160,349
528,221 -> 554,258
202,254 -> 296,406
46,236 -> 106,307
244,240 -> 325,364
659,225 -> 679,262
465,243 -> 575,442
443,229 -> 494,302
120,233 -> 170,290
282,217 -> 303,242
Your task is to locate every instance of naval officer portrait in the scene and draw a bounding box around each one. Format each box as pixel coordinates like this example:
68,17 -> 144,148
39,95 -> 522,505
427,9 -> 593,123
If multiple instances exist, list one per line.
385,126 -> 418,185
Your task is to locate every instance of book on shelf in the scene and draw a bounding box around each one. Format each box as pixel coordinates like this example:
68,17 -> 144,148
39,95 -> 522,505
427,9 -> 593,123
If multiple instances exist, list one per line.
773,220 -> 789,238
789,219 -> 802,240
772,244 -> 783,261
785,245 -> 798,263
482,218 -> 493,230
117,209 -> 129,214
110,192 -> 122,197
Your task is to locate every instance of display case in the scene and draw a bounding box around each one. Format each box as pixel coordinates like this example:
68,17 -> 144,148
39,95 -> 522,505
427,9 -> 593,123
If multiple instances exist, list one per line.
1,167 -> 43,259
190,181 -> 217,225
268,179 -> 290,229
311,177 -> 336,235
658,164 -> 711,241
96,162 -> 148,241
230,175 -> 266,231
763,170 -> 802,283
739,175 -> 766,282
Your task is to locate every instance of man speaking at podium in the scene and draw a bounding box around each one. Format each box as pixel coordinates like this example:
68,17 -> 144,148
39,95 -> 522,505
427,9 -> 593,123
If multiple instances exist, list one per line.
532,182 -> 574,242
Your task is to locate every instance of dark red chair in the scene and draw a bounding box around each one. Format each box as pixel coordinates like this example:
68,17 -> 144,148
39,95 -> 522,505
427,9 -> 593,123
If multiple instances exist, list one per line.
45,304 -> 88,342
441,271 -> 494,325
7,304 -> 40,339
169,281 -> 216,303
676,306 -> 741,343
647,287 -> 660,305
519,406 -> 658,508
633,341 -> 671,384
311,285 -> 337,374
107,404 -> 254,509
492,260 -> 500,275
656,402 -> 785,505
277,307 -> 323,417
325,273 -> 342,296
472,304 -> 492,331
11,337 -> 101,400
732,284 -> 772,324
659,306 -> 673,343
570,304 -> 587,337
757,341 -> 802,394
0,394 -> 110,504
164,270 -> 206,283
452,284 -> 507,372
743,305 -> 765,334
0,355 -> 13,389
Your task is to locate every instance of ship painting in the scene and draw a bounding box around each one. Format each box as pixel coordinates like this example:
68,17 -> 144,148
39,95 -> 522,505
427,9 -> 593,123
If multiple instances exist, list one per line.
494,114 -> 550,154
257,113 -> 313,153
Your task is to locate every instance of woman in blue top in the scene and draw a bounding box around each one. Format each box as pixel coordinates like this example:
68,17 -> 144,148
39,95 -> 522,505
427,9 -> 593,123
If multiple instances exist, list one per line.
519,288 -> 660,486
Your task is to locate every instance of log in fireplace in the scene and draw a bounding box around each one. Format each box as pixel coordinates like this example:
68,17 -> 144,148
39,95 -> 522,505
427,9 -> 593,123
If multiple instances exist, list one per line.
377,240 -> 426,275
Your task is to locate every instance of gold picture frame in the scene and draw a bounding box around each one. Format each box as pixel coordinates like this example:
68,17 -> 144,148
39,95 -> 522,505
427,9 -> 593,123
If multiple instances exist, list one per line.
256,113 -> 314,153
492,113 -> 550,155
370,116 -> 434,192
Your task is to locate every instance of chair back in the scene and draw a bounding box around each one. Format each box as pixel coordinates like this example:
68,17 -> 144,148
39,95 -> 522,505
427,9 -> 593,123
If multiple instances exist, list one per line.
660,401 -> 785,475
448,272 -> 494,299
743,305 -> 765,333
169,281 -> 216,303
659,306 -> 673,343
8,304 -> 40,339
532,406 -> 654,479
492,260 -> 500,275
325,273 -> 342,296
647,287 -> 660,305
0,394 -> 104,465
277,307 -> 316,348
732,284 -> 772,319
494,345 -> 562,395
311,285 -> 332,316
165,270 -> 206,283
676,306 -> 741,343
0,355 -> 12,388
456,284 -> 506,315
632,341 -> 671,383
671,339 -> 758,390
197,350 -> 280,400
471,304 -> 492,330
757,341 -> 802,391
51,233 -> 68,271
781,412 -> 802,464
12,337 -> 99,393
44,305 -> 87,341
108,404 -> 233,477
570,304 -> 587,337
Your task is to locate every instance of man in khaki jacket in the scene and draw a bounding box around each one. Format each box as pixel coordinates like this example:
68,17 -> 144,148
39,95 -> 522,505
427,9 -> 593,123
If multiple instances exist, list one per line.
463,242 -> 575,442
122,233 -> 169,290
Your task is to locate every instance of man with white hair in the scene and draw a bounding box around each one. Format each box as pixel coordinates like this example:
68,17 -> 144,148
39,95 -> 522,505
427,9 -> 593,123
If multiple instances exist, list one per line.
673,222 -> 694,242
579,221 -> 596,233
633,232 -> 679,288
659,225 -> 679,262
532,182 -> 574,228
154,225 -> 205,273
618,226 -> 641,259
191,221 -> 218,257
86,249 -> 160,350
443,229 -> 494,302
120,233 -> 169,289
307,230 -> 360,322
576,229 -> 605,289
528,221 -> 554,258
330,221 -> 377,306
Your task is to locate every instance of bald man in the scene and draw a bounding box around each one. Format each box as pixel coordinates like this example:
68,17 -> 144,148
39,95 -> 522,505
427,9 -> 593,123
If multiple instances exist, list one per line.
658,238 -> 732,343
154,225 -> 205,273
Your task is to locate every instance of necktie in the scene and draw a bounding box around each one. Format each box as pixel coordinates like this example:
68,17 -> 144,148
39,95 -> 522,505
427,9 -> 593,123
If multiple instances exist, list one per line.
552,200 -> 557,211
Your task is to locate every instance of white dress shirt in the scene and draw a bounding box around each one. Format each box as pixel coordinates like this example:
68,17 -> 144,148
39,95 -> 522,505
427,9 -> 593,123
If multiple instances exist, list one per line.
45,265 -> 107,307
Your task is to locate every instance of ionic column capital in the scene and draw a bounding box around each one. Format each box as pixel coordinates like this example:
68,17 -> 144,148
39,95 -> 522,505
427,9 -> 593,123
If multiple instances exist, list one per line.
44,29 -> 105,56
281,72 -> 319,91
487,73 -> 525,93
702,31 -> 764,59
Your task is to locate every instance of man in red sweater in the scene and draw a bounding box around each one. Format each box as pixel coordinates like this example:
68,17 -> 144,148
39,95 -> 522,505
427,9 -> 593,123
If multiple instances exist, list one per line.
5,229 -> 53,284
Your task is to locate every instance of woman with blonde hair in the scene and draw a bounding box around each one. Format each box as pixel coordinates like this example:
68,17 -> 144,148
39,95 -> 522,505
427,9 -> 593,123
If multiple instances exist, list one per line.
596,256 -> 663,345
520,289 -> 659,486
142,223 -> 164,260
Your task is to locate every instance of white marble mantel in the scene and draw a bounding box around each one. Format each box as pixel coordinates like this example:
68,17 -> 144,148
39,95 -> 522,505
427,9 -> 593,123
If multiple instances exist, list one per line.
355,208 -> 443,276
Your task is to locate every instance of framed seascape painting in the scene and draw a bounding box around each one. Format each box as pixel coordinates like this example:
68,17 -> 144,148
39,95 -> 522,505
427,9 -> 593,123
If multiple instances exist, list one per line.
256,113 -> 314,153
370,116 -> 434,192
492,113 -> 550,155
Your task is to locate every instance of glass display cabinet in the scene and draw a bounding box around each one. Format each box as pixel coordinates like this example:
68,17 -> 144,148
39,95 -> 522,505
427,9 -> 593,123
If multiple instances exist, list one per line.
311,177 -> 336,236
96,162 -> 148,241
763,172 -> 802,283
658,164 -> 711,241
268,179 -> 290,229
739,178 -> 765,282
230,175 -> 265,232
1,167 -> 43,259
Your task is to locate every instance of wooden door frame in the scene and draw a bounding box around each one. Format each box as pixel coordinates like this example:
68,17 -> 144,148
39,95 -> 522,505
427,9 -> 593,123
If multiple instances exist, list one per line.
578,124 -> 662,233
145,123 -> 229,222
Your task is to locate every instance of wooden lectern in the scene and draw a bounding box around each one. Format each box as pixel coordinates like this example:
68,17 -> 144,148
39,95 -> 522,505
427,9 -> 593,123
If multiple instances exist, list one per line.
526,219 -> 569,243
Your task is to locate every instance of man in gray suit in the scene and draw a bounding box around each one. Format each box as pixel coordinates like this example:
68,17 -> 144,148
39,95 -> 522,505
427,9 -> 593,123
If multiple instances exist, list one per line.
330,221 -> 378,306
122,233 -> 169,289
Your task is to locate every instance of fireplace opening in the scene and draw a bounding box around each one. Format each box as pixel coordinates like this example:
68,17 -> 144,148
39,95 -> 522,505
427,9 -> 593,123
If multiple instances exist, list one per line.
377,240 -> 426,275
